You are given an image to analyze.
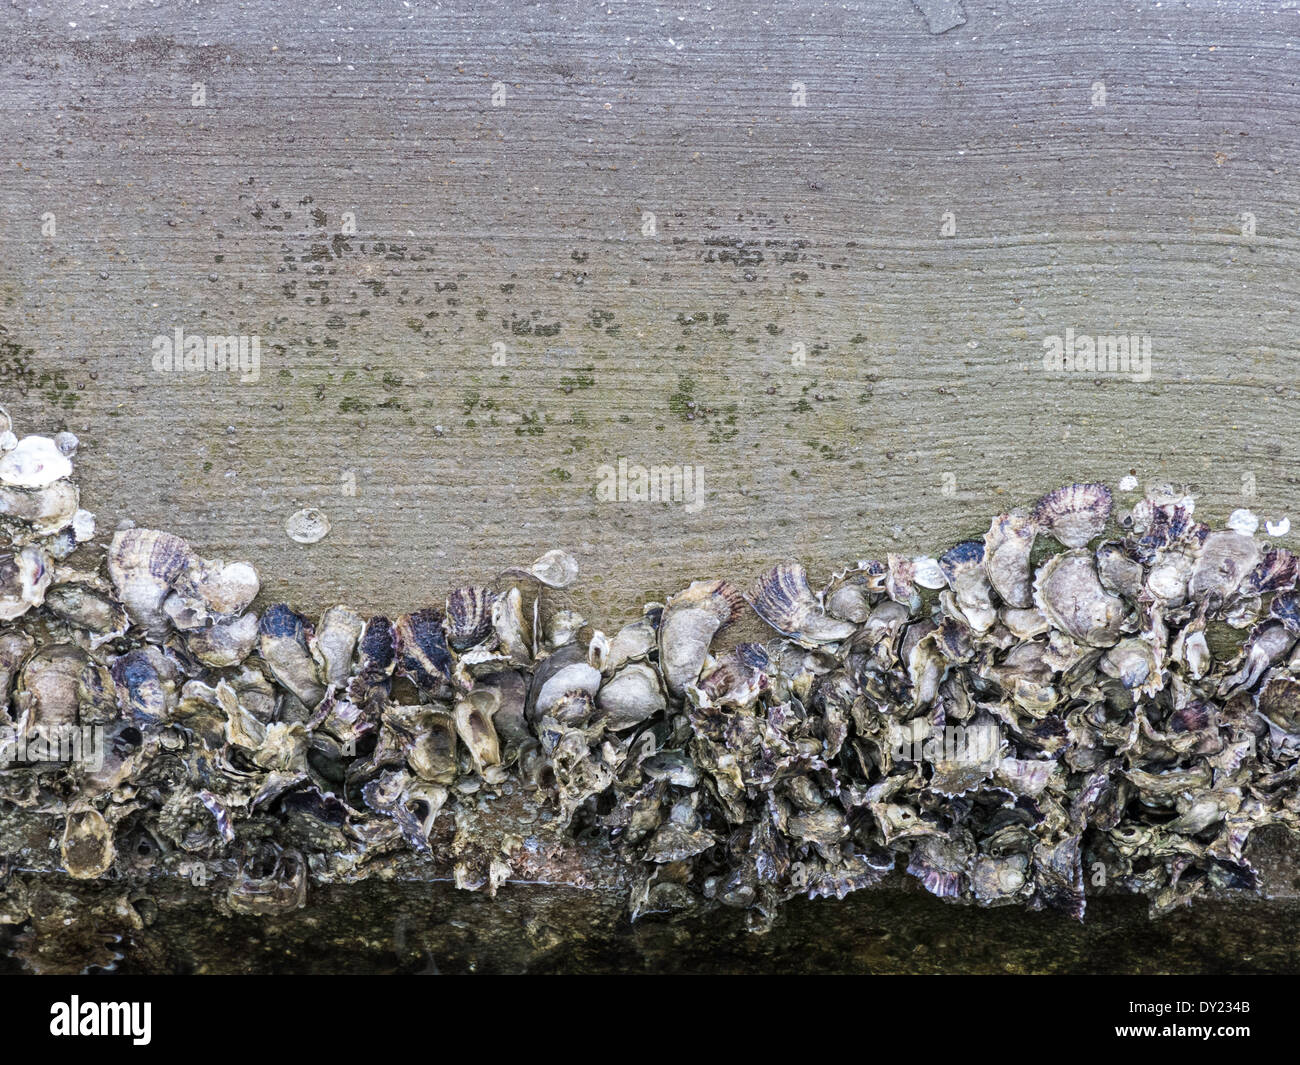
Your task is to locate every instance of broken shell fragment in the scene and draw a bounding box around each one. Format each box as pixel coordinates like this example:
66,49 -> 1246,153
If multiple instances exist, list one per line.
72,508 -> 95,542
1227,508 -> 1259,536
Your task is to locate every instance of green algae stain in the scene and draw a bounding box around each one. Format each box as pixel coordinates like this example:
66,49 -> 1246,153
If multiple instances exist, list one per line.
667,375 -> 697,420
0,336 -> 81,411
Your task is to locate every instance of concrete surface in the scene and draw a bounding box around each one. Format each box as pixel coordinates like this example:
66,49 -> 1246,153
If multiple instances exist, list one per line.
0,0 -> 1296,627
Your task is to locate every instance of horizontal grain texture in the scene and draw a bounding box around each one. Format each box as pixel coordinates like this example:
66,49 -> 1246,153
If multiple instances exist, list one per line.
0,0 -> 1296,626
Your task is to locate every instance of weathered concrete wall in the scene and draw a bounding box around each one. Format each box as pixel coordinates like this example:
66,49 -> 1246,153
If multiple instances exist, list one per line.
1,0 -> 1296,629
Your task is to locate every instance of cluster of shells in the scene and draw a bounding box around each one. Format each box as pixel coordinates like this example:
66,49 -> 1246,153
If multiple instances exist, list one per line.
3,408 -> 1300,929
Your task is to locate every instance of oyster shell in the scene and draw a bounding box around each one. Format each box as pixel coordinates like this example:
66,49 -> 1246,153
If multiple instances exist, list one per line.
310,605 -> 364,686
491,587 -> 533,664
394,608 -> 453,694
1240,549 -> 1298,598
1032,551 -> 1126,647
226,843 -> 307,915
0,631 -> 34,708
446,586 -> 496,651
258,604 -> 325,707
1189,531 -> 1260,603
14,644 -> 113,733
1096,541 -> 1144,599
0,435 -> 72,488
1033,482 -> 1112,548
110,648 -> 176,726
597,662 -> 666,730
107,529 -> 194,637
285,508 -> 330,544
748,561 -> 856,647
164,557 -> 259,630
508,548 -> 579,589
604,612 -> 658,673
527,642 -> 602,718
187,612 -> 259,668
984,511 -> 1036,608
61,809 -> 115,880
659,579 -> 744,696
940,540 -> 997,632
1257,669 -> 1300,736
0,545 -> 53,619
454,688 -> 503,776
400,707 -> 458,784
44,577 -> 128,641
690,644 -> 771,710
0,479 -> 80,541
